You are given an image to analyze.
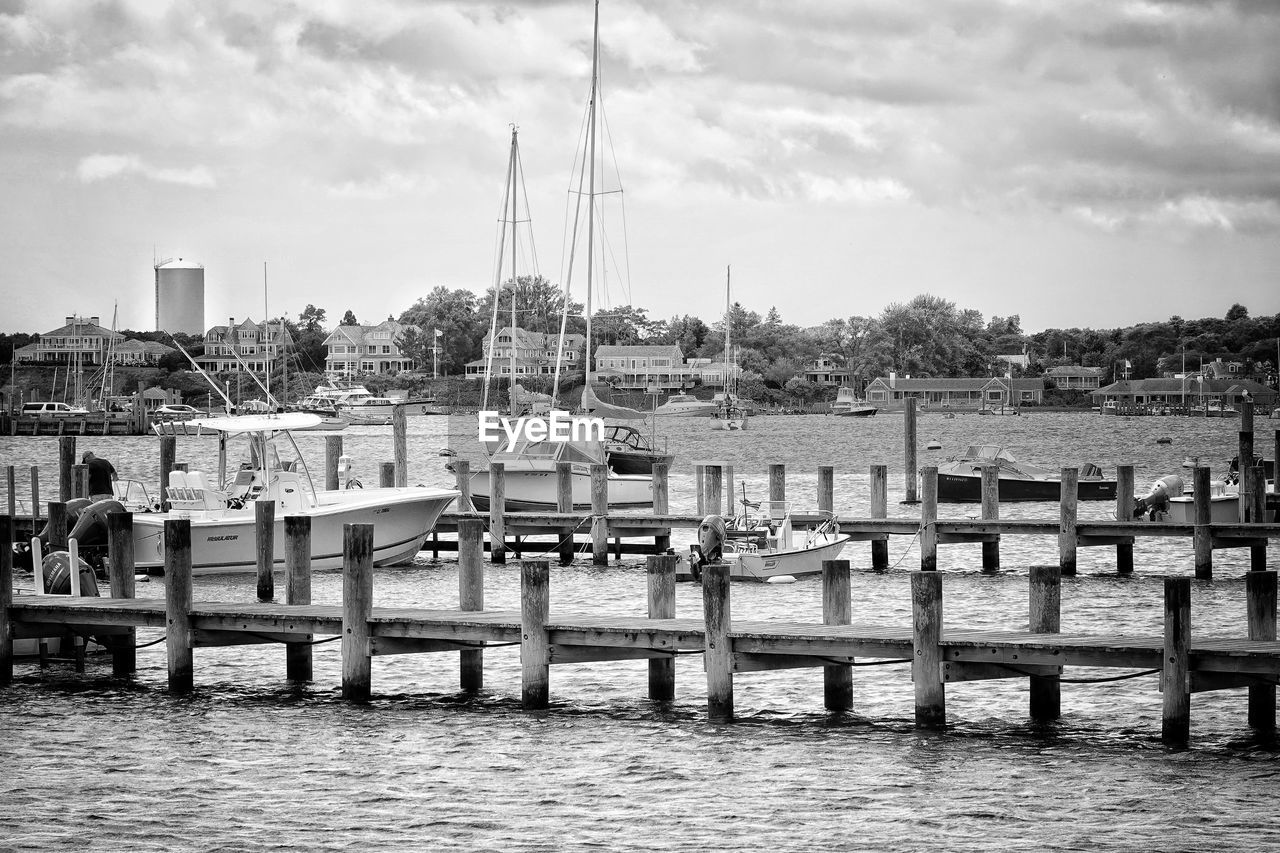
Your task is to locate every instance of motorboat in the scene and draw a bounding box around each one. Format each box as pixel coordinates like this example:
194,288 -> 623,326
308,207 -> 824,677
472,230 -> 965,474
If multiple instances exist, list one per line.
830,387 -> 878,417
313,382 -> 438,422
677,499 -> 850,582
1131,473 -> 1275,523
291,395 -> 350,430
602,423 -> 673,476
653,394 -> 718,417
464,419 -> 653,511
935,444 -> 1117,502
129,412 -> 458,573
709,393 -> 748,431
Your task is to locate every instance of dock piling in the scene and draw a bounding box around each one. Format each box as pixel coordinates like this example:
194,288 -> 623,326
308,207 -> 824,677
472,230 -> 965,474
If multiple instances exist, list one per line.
920,467 -> 938,571
1029,565 -> 1061,720
106,512 -> 136,676
285,515 -> 313,682
164,518 -> 194,693
556,461 -> 574,565
48,501 -> 68,550
341,523 -> 374,702
520,560 -> 551,709
652,462 -> 670,554
1246,570 -> 1277,734
646,554 -> 677,701
591,463 -> 609,566
768,463 -> 786,503
870,465 -> 888,569
255,500 -> 275,602
822,559 -> 853,712
58,436 -> 75,502
378,461 -> 395,488
454,458 -> 474,514
705,464 -> 723,516
1,515 -> 12,685
489,462 -> 506,564
818,466 -> 834,517
1115,465 -> 1135,573
392,406 -> 408,487
158,436 -> 175,512
1161,577 -> 1191,747
702,562 -> 733,722
73,464 -> 88,500
324,435 -> 343,491
980,465 -> 999,572
458,518 -> 485,691
904,398 -> 918,504
911,570 -> 945,728
1193,466 -> 1213,579
1059,468 -> 1078,576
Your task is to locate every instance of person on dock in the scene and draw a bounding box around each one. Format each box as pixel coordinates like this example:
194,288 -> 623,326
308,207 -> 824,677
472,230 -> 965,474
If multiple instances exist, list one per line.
82,451 -> 117,501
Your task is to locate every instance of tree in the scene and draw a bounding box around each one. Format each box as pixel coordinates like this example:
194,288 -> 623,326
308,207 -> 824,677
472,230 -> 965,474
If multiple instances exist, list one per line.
340,310 -> 359,326
398,286 -> 488,376
395,327 -> 430,371
474,275 -> 583,337
593,305 -> 655,345
299,304 -> 327,333
1226,303 -> 1249,322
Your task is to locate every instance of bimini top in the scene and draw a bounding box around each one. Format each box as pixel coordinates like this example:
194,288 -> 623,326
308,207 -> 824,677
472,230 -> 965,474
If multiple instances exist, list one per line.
185,413 -> 321,434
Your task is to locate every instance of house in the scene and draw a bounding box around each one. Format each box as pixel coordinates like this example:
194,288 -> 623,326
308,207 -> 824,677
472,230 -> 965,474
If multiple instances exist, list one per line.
802,355 -> 852,386
1092,377 -> 1275,410
113,339 -> 176,366
464,327 -> 586,380
13,342 -> 38,364
1043,365 -> 1108,390
592,344 -> 691,391
196,317 -> 288,373
324,318 -> 425,377
32,316 -> 123,365
864,374 -> 1045,411
1203,358 -> 1246,380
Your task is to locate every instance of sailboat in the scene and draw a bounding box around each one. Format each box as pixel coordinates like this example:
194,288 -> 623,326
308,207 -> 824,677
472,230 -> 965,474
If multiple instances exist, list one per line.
463,74 -> 655,511
710,265 -> 748,431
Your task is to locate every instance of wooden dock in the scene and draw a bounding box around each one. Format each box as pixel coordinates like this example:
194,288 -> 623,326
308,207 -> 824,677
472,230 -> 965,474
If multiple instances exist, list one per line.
3,516 -> 1278,747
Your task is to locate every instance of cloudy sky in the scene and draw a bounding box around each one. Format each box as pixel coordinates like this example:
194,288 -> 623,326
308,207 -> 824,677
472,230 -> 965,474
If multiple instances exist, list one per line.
2,0 -> 1278,337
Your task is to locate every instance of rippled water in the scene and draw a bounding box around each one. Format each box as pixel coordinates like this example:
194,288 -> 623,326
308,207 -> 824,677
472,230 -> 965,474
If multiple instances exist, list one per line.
3,413 -> 1279,851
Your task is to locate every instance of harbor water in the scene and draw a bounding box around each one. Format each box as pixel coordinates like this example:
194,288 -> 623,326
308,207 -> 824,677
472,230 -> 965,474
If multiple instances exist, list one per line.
2,413 -> 1279,851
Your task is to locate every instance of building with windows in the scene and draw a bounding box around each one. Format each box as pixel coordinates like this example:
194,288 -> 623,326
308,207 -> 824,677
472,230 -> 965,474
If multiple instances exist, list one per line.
1043,365 -> 1108,390
113,339 -> 175,366
802,355 -> 853,386
31,316 -> 123,365
324,318 -> 424,377
195,317 -> 287,373
464,327 -> 586,380
864,374 -> 1045,410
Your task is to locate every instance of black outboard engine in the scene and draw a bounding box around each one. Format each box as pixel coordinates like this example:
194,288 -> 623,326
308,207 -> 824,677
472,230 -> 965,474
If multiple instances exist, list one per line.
1132,474 -> 1183,520
687,515 -> 727,583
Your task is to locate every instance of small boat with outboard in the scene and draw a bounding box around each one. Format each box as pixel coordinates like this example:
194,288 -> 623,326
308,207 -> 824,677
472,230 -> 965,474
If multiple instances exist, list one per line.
935,444 -> 1117,502
677,497 -> 850,583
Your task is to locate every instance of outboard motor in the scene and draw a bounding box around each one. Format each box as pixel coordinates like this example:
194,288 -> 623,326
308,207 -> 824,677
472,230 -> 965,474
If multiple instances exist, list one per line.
41,551 -> 101,596
1132,474 -> 1183,520
687,515 -> 727,583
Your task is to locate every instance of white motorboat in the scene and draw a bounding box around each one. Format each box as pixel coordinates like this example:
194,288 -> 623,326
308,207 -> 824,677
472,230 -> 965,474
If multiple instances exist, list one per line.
654,394 -> 717,417
679,499 -> 851,583
831,387 -> 878,417
1132,472 -> 1275,523
129,412 -> 458,574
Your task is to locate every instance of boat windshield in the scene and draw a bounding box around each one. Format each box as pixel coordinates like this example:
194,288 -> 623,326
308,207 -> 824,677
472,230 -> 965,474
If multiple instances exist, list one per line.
963,445 -> 1017,462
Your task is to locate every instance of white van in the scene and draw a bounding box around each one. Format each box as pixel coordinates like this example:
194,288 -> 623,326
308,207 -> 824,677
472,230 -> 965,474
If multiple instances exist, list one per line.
21,402 -> 89,416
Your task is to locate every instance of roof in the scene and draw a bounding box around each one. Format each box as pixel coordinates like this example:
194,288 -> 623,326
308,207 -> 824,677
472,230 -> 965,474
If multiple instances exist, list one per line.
1044,365 -> 1107,377
867,376 -> 1046,391
1093,377 -> 1275,396
42,320 -> 122,339
594,344 -> 683,358
481,327 -> 585,348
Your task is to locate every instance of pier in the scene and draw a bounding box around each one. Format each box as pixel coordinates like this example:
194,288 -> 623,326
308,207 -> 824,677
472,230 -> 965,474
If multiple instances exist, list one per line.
3,515 -> 1280,747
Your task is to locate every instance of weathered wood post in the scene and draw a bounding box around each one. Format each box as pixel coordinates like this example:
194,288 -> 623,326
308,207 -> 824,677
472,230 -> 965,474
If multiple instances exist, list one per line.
702,561 -> 733,722
107,511 -> 136,676
325,435 -> 343,491
920,466 -> 938,571
378,462 -> 395,488
0,515 -> 12,685
904,397 -> 918,504
980,464 -> 999,571
1029,565 -> 1061,720
48,501 -> 68,550
705,464 -> 723,516
769,463 -> 786,503
817,466 -> 834,517
164,518 -> 194,693
870,464 -> 889,570
341,523 -> 374,702
489,462 -> 506,564
58,436 -> 76,502
1059,468 -> 1079,576
392,405 -> 408,487
5,466 -> 14,523
652,462 -> 670,554
1161,576 -> 1191,746
647,553 -> 677,701
73,464 -> 89,500
1247,466 -> 1268,571
556,461 -> 574,565
158,435 -> 176,512
1238,400 -> 1254,523
255,499 -> 275,602
591,463 -> 609,566
454,458 -> 474,514
285,515 -> 313,682
822,559 -> 853,712
724,464 -> 735,513
520,559 -> 551,710
217,433 -> 228,487
911,570 -> 945,728
458,518 -> 485,691
30,466 -> 40,526
1115,465 -> 1135,574
1247,570 -> 1277,734
1192,465 -> 1213,580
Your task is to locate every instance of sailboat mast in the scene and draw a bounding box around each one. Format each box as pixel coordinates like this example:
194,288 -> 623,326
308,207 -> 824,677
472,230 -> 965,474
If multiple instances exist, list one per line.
725,265 -> 731,393
584,0 -> 600,391
510,128 -> 519,412
263,261 -> 271,408
482,128 -> 519,414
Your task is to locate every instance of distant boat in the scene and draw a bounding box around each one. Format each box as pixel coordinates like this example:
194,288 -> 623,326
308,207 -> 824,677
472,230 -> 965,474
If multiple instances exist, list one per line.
654,393 -> 717,417
678,499 -> 850,582
831,387 -> 878,417
935,444 -> 1117,502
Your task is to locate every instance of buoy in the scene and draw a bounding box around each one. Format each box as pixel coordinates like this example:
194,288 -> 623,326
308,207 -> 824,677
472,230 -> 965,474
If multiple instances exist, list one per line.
765,575 -> 797,584
926,439 -> 942,450
1156,437 -> 1172,445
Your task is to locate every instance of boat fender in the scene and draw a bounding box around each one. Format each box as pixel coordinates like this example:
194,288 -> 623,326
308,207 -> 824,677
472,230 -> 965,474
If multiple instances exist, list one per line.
765,575 -> 797,585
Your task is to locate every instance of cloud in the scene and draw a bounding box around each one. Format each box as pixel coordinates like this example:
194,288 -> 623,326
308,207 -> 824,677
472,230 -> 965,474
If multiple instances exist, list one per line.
76,154 -> 215,188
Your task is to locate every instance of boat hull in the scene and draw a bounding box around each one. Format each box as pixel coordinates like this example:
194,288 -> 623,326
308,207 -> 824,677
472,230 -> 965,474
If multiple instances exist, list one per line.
129,487 -> 457,573
606,450 -> 675,476
468,467 -> 653,511
676,535 -> 851,582
937,473 -> 1117,502
833,408 -> 877,417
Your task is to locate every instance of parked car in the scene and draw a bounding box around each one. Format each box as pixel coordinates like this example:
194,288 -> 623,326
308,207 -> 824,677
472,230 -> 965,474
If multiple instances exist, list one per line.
21,402 -> 89,416
154,404 -> 203,419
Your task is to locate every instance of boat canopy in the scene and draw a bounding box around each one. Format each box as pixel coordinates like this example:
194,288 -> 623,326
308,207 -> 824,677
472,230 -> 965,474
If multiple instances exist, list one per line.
187,413 -> 322,434
960,445 -> 1017,462
491,432 -> 605,466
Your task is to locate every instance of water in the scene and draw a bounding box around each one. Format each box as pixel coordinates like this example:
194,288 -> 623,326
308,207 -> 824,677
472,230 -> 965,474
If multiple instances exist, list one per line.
2,413 -> 1279,851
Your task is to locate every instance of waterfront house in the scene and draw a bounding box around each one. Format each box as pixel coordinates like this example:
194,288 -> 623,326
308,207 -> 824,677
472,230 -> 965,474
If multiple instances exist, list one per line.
32,316 -> 123,366
324,318 -> 423,378
864,374 -> 1045,411
802,355 -> 852,386
113,339 -> 176,366
1092,377 -> 1276,411
464,327 -> 586,380
195,317 -> 288,373
1044,365 -> 1108,390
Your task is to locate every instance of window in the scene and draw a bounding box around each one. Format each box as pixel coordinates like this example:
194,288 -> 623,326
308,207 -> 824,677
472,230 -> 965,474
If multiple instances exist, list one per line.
382,346 -> 390,354
986,390 -> 1003,401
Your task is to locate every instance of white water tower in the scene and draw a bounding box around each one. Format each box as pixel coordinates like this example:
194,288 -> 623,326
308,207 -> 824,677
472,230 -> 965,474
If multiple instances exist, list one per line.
154,258 -> 205,334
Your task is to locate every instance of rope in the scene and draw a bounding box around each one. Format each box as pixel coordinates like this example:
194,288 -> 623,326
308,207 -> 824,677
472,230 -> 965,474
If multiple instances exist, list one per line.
887,526 -> 924,571
990,661 -> 1162,683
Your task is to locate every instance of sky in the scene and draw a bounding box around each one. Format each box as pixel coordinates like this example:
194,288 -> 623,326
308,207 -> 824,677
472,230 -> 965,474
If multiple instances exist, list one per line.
2,0 -> 1278,338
